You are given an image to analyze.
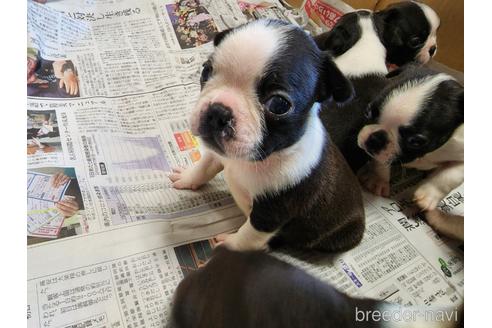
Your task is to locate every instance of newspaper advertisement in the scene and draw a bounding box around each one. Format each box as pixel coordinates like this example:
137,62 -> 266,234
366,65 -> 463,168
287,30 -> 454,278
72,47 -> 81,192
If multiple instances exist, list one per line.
27,1 -> 464,327
279,0 -> 354,34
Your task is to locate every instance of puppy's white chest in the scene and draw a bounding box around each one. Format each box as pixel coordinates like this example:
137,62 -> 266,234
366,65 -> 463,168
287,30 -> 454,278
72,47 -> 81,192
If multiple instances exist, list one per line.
222,161 -> 278,212
222,163 -> 256,216
219,111 -> 326,216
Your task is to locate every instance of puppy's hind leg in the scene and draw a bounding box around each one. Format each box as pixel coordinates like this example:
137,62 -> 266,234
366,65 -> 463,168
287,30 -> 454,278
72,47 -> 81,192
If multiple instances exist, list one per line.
425,209 -> 464,241
216,218 -> 276,251
168,151 -> 224,190
310,218 -> 365,252
413,162 -> 464,211
358,160 -> 391,197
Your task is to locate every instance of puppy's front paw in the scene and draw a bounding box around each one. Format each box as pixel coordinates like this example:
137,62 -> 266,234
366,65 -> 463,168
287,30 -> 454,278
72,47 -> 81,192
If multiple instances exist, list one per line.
413,184 -> 445,211
358,169 -> 390,197
167,166 -> 204,190
215,233 -> 269,252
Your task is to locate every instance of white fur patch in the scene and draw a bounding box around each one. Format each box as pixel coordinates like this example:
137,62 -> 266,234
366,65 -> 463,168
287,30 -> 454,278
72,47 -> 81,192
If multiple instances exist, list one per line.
213,20 -> 288,87
417,2 -> 440,35
357,124 -> 399,165
380,73 -> 453,127
222,218 -> 276,251
334,15 -> 388,77
222,103 -> 325,200
415,2 -> 440,63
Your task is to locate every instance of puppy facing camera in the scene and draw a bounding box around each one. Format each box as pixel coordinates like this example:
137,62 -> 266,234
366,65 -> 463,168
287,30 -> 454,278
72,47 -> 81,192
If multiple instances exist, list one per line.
357,64 -> 463,214
169,19 -> 365,252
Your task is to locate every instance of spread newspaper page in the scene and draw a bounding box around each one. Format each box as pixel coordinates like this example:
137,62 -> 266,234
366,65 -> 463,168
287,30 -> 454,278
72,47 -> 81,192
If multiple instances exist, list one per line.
26,1 -> 464,327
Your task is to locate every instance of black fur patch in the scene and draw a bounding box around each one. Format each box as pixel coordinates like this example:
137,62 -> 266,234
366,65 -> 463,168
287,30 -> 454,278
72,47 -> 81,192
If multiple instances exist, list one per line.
170,248 -> 383,328
321,75 -> 388,172
313,11 -> 362,56
250,140 -> 365,252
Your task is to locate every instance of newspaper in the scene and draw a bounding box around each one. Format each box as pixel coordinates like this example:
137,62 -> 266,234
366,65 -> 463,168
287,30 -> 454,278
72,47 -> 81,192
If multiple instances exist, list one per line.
27,1 -> 464,327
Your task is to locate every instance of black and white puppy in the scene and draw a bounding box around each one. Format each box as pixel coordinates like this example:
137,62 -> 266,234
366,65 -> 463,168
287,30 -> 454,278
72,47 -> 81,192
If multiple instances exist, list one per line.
168,19 -> 365,252
357,65 -> 463,212
170,248 -> 462,328
314,1 -> 440,67
318,10 -> 391,172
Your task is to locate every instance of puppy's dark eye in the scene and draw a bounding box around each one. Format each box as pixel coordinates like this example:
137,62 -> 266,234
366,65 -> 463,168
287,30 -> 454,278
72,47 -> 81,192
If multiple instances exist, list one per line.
407,36 -> 423,49
264,95 -> 292,115
365,104 -> 379,120
365,106 -> 373,119
406,134 -> 428,149
200,61 -> 212,86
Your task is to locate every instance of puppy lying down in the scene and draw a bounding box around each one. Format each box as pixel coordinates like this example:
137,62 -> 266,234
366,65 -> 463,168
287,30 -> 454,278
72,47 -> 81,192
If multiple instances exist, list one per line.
170,248 -> 462,328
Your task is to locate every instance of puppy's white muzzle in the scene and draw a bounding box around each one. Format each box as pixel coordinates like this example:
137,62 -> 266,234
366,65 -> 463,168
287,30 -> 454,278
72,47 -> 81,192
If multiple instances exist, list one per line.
416,35 -> 437,64
358,124 -> 398,165
190,87 -> 264,160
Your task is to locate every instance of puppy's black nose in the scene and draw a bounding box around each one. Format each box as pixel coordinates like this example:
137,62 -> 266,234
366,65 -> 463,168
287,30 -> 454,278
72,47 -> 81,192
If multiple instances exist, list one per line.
429,45 -> 436,56
200,103 -> 235,140
365,130 -> 389,155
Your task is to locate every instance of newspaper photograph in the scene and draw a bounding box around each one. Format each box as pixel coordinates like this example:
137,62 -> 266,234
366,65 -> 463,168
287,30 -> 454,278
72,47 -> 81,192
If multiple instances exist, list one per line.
26,0 -> 464,327
27,167 -> 87,245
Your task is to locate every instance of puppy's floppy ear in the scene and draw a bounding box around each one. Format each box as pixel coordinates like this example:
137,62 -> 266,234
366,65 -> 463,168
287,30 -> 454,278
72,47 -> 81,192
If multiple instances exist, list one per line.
316,52 -> 354,103
213,28 -> 233,47
375,9 -> 404,47
314,26 -> 351,56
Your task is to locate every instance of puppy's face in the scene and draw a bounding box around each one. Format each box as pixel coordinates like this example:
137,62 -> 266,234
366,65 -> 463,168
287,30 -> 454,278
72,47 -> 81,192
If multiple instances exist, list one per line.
377,1 -> 440,66
190,20 -> 352,161
358,67 -> 463,165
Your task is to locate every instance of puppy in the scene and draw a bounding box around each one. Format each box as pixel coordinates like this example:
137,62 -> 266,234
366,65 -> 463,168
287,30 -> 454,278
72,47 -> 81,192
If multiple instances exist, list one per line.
316,10 -> 391,172
168,19 -> 365,252
313,7 -> 462,240
170,248 -> 462,328
357,64 -> 463,213
314,1 -> 440,67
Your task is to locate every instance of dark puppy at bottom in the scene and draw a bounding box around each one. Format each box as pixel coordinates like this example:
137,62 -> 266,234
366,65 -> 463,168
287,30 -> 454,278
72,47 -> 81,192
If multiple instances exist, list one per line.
170,248 -> 462,328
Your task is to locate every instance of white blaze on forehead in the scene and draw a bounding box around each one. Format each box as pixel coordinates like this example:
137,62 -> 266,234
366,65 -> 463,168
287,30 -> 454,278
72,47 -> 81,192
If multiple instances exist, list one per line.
414,2 -> 440,63
415,2 -> 440,35
212,21 -> 288,86
334,14 -> 388,77
379,73 -> 453,127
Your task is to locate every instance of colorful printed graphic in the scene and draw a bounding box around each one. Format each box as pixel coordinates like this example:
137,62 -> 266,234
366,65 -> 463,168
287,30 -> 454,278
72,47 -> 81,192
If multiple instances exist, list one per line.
174,239 -> 216,276
166,0 -> 219,49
